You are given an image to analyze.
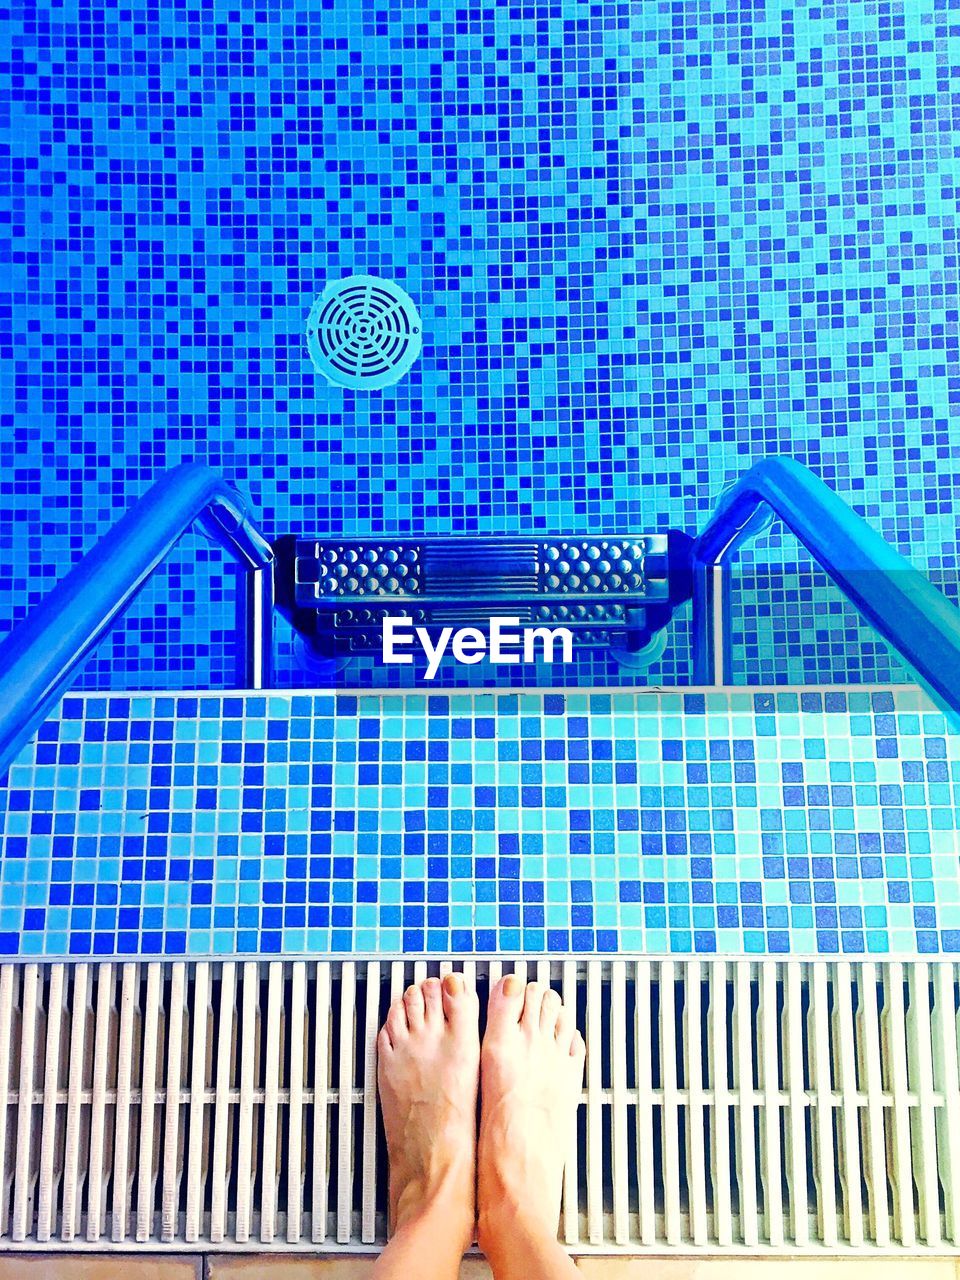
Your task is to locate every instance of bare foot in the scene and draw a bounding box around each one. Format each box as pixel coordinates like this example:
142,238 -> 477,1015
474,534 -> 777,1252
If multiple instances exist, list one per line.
477,975 -> 585,1252
377,974 -> 480,1248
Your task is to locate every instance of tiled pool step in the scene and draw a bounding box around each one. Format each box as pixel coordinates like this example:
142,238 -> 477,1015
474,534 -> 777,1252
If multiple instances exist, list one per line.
0,687 -> 958,960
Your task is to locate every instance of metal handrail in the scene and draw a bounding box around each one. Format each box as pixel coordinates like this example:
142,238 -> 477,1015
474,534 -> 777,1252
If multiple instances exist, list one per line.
691,456 -> 960,723
0,463 -> 274,779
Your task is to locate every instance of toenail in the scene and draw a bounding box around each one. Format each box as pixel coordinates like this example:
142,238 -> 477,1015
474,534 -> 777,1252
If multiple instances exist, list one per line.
442,973 -> 462,995
504,974 -> 523,996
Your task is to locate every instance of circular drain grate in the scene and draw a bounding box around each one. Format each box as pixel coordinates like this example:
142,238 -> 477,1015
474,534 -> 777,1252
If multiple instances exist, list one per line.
306,275 -> 422,390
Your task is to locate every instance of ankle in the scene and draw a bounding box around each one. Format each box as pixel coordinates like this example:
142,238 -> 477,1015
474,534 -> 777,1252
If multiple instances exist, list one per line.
477,1199 -> 555,1260
393,1172 -> 475,1251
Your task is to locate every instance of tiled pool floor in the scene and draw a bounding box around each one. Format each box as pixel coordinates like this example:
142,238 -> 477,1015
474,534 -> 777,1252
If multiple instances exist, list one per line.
0,686 -> 958,960
4,1 -> 959,697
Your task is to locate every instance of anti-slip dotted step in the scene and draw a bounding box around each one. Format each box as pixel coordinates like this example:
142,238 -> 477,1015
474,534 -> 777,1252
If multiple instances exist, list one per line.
274,531 -> 689,660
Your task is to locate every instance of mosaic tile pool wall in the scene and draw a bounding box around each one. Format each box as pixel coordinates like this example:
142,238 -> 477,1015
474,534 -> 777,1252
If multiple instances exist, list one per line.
1,1 -> 958,693
1,686 -> 958,959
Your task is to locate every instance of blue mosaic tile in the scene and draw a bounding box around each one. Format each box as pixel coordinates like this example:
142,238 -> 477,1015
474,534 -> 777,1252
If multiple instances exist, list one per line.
1,2 -> 958,691
1,686 -> 958,958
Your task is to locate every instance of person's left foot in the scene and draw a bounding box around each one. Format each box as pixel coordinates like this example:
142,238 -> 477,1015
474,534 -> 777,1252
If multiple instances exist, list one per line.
477,976 -> 585,1253
377,974 -> 480,1246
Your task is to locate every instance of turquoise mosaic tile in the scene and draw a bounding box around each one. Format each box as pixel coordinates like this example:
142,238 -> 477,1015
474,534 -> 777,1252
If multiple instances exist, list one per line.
0,686 -> 958,959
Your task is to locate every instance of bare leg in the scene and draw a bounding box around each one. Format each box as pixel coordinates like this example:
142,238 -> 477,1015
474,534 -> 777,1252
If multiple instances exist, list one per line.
371,974 -> 480,1280
477,975 -> 585,1280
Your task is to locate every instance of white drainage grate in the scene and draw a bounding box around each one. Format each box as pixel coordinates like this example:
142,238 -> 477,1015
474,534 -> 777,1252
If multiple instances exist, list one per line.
306,275 -> 422,390
0,958 -> 959,1254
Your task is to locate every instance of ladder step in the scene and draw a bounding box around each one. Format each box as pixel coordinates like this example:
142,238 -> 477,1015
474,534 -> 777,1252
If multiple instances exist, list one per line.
274,532 -> 692,655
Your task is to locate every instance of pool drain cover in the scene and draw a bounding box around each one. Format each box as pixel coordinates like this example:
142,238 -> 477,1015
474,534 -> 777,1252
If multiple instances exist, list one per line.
306,275 -> 422,390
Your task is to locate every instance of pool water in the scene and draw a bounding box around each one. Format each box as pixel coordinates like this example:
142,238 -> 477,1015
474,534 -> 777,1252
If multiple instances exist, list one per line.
1,0 -> 957,695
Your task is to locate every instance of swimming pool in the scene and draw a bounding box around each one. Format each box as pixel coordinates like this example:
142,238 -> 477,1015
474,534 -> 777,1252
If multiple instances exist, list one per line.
5,5 -> 960,1262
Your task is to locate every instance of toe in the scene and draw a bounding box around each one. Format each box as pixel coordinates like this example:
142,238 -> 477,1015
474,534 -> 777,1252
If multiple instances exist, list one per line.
384,998 -> 409,1045
521,981 -> 546,1030
403,982 -> 426,1030
540,988 -> 562,1034
570,1029 -> 587,1062
487,973 -> 525,1030
555,1005 -> 575,1046
422,977 -> 443,1023
441,971 -> 477,1027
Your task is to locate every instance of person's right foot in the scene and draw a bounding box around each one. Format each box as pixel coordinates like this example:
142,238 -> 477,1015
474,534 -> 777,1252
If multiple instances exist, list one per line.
377,974 -> 479,1248
477,975 -> 585,1250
